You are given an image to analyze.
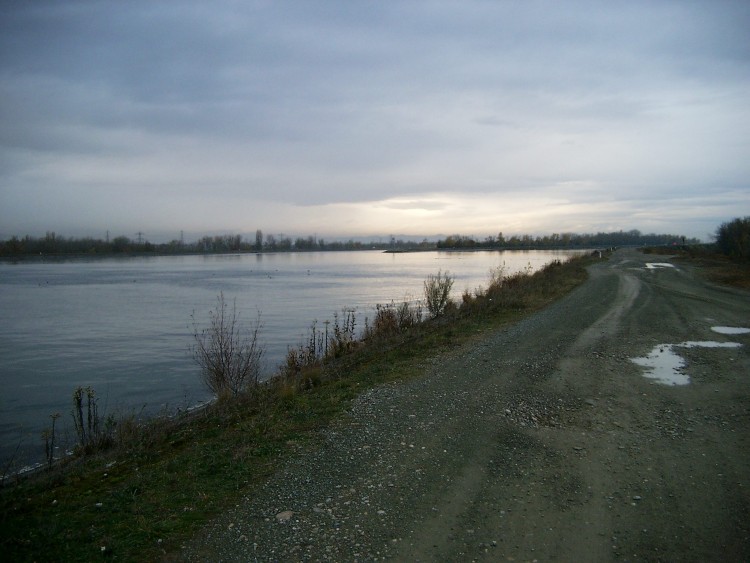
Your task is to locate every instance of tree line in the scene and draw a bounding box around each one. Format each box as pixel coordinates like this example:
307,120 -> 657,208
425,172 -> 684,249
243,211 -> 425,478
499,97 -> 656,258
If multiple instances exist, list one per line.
714,217 -> 750,261
0,230 -> 432,257
436,229 -> 700,250
4,224 -> 742,259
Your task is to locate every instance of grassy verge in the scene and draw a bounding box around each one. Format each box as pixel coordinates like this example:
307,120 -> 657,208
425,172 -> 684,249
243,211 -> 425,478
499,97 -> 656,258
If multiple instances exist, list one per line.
0,254 -> 595,561
641,245 -> 750,289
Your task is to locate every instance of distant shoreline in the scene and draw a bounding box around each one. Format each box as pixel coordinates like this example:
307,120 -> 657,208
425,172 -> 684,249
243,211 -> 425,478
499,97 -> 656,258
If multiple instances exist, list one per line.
1,242 -> 700,262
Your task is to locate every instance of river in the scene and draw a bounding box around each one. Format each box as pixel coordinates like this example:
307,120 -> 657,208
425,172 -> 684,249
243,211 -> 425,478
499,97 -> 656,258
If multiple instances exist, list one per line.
0,249 -> 584,468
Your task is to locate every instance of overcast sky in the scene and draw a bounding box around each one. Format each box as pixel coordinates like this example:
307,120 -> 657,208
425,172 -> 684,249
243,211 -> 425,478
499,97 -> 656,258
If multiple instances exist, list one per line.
1,1 -> 748,242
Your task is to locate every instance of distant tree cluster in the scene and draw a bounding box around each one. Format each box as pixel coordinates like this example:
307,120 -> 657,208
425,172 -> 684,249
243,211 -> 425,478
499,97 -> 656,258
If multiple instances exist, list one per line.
436,229 -> 699,250
0,231 -> 156,257
0,227 -> 709,259
715,217 -> 750,261
0,230 -> 432,258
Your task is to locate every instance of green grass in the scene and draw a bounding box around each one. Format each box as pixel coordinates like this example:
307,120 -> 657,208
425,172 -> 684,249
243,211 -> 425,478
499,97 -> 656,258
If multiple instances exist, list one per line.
0,254 -> 595,561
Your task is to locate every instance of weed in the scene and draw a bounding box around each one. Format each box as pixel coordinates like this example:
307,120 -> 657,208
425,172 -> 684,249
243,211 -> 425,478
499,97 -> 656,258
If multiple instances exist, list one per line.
42,413 -> 61,471
281,309 -> 362,391
280,320 -> 325,387
397,299 -> 423,329
330,309 -> 358,357
1,441 -> 22,486
71,386 -> 115,454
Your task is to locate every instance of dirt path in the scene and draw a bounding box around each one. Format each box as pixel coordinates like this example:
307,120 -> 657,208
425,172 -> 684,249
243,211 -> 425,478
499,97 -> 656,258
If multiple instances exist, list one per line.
180,249 -> 750,562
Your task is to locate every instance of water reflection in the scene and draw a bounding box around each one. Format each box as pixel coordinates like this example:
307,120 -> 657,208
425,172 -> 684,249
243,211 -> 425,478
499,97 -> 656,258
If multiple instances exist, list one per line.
631,340 -> 742,386
0,249 -> 585,466
711,326 -> 750,335
645,263 -> 676,270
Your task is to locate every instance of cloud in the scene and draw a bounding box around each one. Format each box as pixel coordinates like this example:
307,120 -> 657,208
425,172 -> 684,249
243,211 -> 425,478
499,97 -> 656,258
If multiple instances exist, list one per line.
1,1 -> 749,241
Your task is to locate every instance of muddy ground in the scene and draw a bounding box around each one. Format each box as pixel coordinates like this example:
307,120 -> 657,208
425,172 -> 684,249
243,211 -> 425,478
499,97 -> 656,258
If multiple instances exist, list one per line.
180,248 -> 750,562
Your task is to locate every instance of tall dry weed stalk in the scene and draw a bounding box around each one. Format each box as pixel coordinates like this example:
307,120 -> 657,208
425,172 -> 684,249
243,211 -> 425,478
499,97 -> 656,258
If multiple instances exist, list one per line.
71,386 -> 115,454
42,412 -> 60,470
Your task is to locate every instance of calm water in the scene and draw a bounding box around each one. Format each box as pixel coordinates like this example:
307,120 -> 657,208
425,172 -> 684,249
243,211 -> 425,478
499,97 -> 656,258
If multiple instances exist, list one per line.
0,249 -> 582,467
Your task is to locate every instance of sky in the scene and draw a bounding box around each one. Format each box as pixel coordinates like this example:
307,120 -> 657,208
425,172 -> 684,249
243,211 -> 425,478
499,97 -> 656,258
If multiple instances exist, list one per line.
1,1 -> 749,242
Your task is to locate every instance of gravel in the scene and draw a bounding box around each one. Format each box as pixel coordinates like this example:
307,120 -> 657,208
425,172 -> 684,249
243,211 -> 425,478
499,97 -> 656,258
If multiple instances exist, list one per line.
178,249 -> 750,561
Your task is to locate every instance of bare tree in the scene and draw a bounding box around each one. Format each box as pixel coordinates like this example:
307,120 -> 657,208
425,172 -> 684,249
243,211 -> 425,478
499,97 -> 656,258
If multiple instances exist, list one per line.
191,293 -> 264,397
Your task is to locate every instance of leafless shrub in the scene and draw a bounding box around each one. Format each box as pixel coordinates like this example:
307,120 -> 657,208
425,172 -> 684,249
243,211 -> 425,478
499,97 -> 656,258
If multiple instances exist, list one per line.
396,299 -> 423,328
424,270 -> 455,317
192,292 -> 264,398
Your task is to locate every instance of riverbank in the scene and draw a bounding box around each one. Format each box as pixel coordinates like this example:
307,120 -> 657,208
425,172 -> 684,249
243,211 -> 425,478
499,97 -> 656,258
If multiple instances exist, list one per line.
0,254 -> 595,561
178,248 -> 750,561
1,248 -> 583,469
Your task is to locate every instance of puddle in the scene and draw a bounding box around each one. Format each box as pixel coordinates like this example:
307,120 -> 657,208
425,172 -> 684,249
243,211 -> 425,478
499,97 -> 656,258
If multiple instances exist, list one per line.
645,263 -> 675,269
632,344 -> 689,386
631,341 -> 742,386
712,326 -> 750,335
681,341 -> 742,349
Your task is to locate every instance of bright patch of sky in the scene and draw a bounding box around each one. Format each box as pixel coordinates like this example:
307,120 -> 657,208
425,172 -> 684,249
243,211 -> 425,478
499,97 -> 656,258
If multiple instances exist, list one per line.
1,1 -> 749,241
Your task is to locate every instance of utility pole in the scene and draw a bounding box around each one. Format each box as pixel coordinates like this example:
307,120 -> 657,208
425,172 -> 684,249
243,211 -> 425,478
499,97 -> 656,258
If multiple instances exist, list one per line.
136,231 -> 144,245
106,230 -> 110,244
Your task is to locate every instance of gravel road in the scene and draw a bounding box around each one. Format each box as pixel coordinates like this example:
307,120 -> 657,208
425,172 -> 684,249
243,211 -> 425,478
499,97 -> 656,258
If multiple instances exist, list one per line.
178,249 -> 750,562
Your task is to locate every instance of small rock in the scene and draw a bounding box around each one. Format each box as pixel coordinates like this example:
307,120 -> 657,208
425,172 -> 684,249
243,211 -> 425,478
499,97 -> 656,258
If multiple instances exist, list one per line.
276,510 -> 294,522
